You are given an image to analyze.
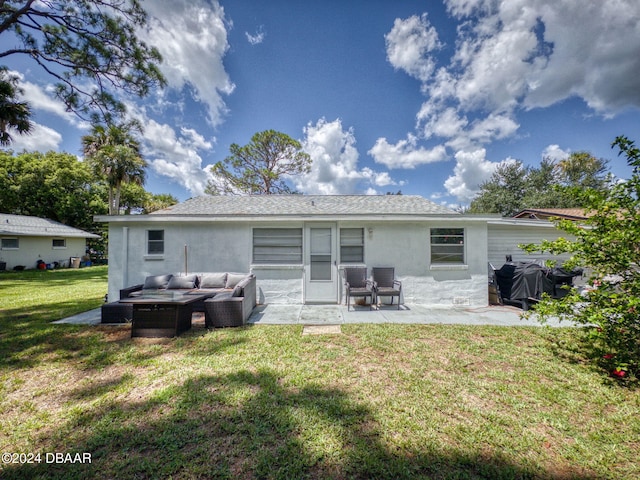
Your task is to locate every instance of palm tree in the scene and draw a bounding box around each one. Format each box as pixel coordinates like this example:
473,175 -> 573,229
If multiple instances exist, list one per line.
82,121 -> 146,215
0,68 -> 32,146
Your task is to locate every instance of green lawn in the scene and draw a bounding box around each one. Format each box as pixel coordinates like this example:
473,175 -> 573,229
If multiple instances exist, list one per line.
1,266 -> 639,479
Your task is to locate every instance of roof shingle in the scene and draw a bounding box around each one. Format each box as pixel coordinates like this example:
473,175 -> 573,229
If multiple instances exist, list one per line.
151,195 -> 457,217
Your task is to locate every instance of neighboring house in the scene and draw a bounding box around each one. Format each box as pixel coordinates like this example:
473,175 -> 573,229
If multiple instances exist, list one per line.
487,217 -> 574,267
512,208 -> 589,221
96,195 -> 501,307
487,208 -> 592,267
0,214 -> 99,270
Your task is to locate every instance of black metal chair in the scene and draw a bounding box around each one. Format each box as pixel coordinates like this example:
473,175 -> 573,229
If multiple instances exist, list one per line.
372,267 -> 402,309
344,267 -> 374,311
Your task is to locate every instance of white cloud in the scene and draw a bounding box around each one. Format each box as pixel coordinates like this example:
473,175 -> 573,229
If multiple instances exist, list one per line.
142,0 -> 235,127
524,1 -> 640,112
385,14 -> 441,83
296,118 -> 399,194
10,70 -> 89,129
434,0 -> 640,116
8,123 -> 62,152
386,0 -> 640,203
368,134 -> 447,169
245,27 -> 265,45
542,144 -> 570,162
418,105 -> 468,139
142,120 -> 215,196
443,149 -> 502,202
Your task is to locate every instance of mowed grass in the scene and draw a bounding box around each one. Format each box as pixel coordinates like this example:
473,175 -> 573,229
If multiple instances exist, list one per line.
1,266 -> 639,479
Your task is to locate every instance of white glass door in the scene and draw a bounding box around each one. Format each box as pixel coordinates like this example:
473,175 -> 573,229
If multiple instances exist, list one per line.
304,224 -> 338,303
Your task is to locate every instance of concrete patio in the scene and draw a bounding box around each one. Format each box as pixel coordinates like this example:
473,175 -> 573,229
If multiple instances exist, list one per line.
55,303 -> 569,327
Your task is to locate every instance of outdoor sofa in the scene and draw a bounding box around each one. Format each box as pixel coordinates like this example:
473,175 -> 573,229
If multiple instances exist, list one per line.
103,272 -> 256,327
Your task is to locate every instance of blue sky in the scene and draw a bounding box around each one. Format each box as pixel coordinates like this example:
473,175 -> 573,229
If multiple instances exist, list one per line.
4,0 -> 640,206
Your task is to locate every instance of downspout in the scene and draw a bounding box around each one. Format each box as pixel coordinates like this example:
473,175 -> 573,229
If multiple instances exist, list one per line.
122,227 -> 129,289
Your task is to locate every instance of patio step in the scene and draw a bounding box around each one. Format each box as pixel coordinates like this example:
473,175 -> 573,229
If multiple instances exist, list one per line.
302,325 -> 342,335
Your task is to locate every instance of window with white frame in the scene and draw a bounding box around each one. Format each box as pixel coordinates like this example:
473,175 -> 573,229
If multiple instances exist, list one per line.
340,228 -> 364,263
1,238 -> 19,249
52,238 -> 66,249
253,228 -> 303,264
147,230 -> 164,255
430,228 -> 465,264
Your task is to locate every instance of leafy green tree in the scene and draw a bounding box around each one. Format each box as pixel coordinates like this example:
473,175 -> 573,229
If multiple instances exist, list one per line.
468,161 -> 528,216
469,153 -> 611,216
556,152 -> 610,190
206,130 -> 312,195
522,136 -> 640,380
0,150 -> 104,230
143,193 -> 179,213
0,0 -> 165,126
119,183 -> 178,214
0,68 -> 31,145
82,122 -> 146,214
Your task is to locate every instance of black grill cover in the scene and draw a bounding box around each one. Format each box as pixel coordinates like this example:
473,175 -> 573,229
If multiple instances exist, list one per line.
494,262 -> 554,301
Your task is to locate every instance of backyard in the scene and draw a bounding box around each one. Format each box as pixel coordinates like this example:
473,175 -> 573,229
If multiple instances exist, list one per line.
0,266 -> 639,479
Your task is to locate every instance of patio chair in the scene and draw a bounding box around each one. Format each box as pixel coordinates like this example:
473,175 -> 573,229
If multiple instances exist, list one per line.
344,267 -> 374,311
372,267 -> 402,309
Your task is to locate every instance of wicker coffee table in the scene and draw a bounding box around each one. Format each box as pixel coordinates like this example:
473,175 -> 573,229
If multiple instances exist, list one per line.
120,292 -> 207,338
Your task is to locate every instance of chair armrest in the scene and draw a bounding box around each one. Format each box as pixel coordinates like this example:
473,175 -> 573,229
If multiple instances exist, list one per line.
120,284 -> 143,299
393,279 -> 402,289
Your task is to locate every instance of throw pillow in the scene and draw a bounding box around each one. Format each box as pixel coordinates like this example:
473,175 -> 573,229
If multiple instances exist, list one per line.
231,277 -> 251,297
225,273 -> 248,289
200,272 -> 228,288
167,274 -> 197,289
143,274 -> 173,289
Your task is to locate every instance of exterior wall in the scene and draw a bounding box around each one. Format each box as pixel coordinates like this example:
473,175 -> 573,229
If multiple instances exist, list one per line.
487,222 -> 574,268
337,221 -> 488,306
106,218 -> 489,307
107,221 -> 254,301
0,236 -> 87,270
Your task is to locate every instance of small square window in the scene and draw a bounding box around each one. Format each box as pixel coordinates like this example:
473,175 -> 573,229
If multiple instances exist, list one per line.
52,239 -> 66,248
147,230 -> 164,255
340,228 -> 364,263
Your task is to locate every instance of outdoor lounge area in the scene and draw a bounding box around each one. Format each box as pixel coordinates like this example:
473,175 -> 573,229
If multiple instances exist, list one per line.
101,272 -> 257,336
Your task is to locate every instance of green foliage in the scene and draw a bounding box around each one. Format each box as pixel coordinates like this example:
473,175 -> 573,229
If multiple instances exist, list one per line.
0,0 -> 165,125
522,136 -> 640,380
206,130 -> 312,195
469,153 -> 611,216
82,121 -> 146,214
0,68 -> 32,145
119,183 -> 178,214
0,150 -> 105,230
2,270 -> 640,480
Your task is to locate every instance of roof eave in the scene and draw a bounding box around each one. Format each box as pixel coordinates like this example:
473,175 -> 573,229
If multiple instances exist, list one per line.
95,213 -> 491,223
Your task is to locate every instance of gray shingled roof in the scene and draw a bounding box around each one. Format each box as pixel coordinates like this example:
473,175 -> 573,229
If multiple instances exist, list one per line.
0,214 -> 99,238
151,195 -> 457,216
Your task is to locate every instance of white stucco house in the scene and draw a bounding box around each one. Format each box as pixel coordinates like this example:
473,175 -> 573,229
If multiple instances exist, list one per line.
96,195 -> 575,307
96,195 -> 499,306
0,214 -> 100,270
